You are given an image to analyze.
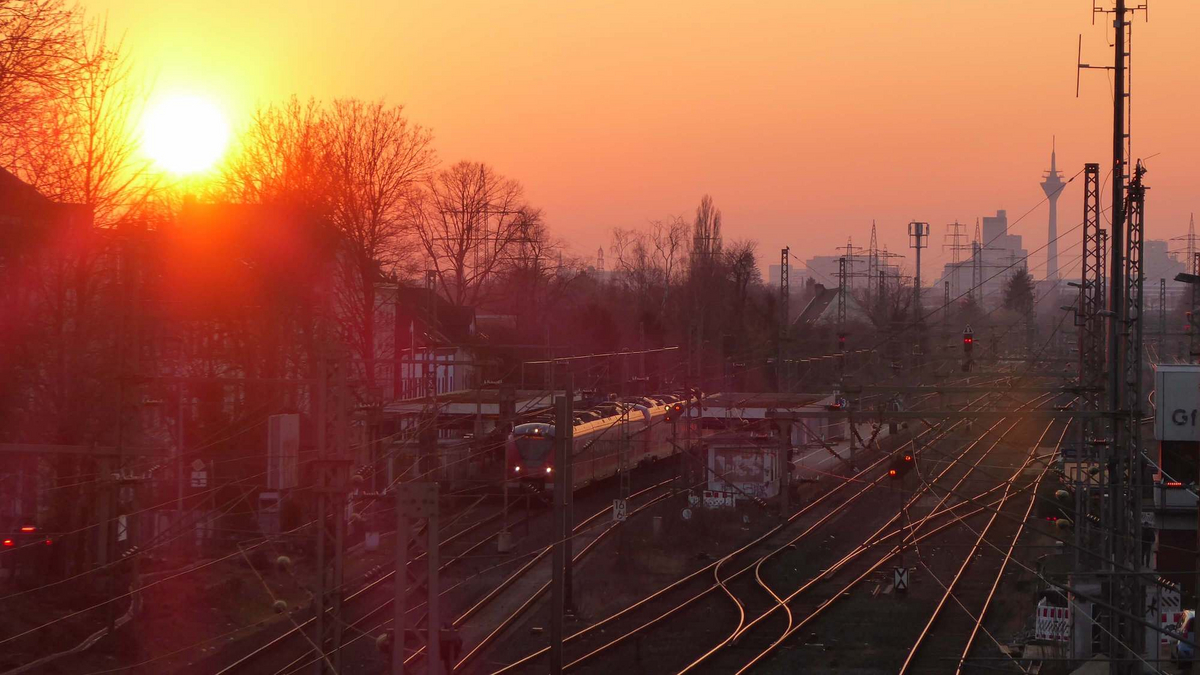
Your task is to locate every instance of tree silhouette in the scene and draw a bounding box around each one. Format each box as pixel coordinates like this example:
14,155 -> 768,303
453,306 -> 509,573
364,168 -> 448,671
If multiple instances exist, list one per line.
1002,268 -> 1035,314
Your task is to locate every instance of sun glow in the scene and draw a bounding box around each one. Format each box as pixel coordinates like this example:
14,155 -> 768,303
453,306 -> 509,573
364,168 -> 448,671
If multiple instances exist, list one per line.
141,95 -> 230,175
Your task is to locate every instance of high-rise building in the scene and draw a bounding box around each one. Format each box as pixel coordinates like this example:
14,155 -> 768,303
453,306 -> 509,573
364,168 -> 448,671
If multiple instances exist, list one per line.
1040,139 -> 1065,281
936,209 -> 1028,307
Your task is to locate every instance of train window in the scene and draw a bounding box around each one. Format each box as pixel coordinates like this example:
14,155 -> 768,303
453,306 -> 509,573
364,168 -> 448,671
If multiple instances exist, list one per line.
515,434 -> 553,461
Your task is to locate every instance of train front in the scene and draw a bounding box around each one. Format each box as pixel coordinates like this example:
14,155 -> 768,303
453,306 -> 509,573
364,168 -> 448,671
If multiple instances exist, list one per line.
507,422 -> 556,488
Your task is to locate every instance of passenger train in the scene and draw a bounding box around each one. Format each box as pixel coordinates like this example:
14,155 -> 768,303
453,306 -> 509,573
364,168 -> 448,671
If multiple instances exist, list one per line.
506,395 -> 683,491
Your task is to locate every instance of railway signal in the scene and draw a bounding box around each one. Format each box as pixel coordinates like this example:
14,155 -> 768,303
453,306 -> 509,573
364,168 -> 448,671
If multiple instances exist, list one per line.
962,325 -> 974,372
888,451 -> 914,478
665,401 -> 684,423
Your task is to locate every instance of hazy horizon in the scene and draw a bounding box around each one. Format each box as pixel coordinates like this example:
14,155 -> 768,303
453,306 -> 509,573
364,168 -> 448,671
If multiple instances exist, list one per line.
85,0 -> 1200,278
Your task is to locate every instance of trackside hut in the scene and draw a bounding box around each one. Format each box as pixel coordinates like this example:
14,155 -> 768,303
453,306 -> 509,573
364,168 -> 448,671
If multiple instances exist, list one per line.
695,393 -> 843,445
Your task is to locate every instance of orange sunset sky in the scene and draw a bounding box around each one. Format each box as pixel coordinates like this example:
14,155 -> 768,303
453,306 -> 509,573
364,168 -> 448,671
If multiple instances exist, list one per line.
88,0 -> 1200,279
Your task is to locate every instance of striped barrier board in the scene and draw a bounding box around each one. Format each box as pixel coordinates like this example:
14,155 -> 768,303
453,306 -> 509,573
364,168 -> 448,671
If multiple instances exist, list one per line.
1035,600 -> 1070,642
1161,612 -> 1186,646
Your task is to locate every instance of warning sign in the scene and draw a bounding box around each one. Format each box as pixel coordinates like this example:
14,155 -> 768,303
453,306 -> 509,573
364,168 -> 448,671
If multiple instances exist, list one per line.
703,490 -> 735,509
1035,599 -> 1070,642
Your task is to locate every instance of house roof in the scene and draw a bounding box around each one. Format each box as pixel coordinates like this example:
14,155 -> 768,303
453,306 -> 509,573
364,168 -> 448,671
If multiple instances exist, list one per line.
0,167 -> 52,213
793,283 -> 873,328
0,167 -> 93,257
384,283 -> 477,347
794,285 -> 839,327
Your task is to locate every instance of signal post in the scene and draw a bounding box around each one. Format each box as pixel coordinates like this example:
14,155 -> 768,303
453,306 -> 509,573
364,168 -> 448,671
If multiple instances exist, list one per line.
549,381 -> 573,675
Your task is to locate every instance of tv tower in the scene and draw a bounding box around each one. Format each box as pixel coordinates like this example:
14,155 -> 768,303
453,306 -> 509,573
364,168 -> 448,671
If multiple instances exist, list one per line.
1040,137 -> 1065,280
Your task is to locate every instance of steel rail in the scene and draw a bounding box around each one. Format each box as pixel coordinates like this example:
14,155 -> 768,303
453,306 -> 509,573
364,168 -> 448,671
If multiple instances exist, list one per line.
954,422 -> 1071,674
279,478 -> 678,675
490,383 -> 1008,674
734,411 -> 1065,673
899,418 -> 1061,673
676,392 -> 1055,673
733,483 -> 1025,674
213,497 -> 510,675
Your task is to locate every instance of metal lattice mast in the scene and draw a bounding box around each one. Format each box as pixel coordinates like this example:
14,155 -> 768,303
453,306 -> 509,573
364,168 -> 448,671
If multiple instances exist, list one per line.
1192,252 -> 1200,362
1168,213 -> 1196,271
943,221 -> 970,300
837,256 -> 848,379
1108,162 -> 1147,671
1159,278 -> 1166,344
972,218 -> 983,305
1077,163 -> 1105,568
836,237 -> 864,292
943,281 -> 951,330
867,221 -> 879,307
779,247 -> 789,392
1094,0 -> 1148,665
908,222 -> 930,372
1191,214 -> 1197,269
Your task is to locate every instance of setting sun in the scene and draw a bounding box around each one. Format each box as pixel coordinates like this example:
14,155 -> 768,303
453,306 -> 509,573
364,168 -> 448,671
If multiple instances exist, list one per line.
141,95 -> 230,175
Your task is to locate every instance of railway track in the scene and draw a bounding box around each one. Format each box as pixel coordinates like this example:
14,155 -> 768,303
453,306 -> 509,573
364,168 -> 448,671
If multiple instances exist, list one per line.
489,385 -> 1017,673
259,477 -> 680,675
653,391 -> 1059,674
212,377 -> 1019,675
209,494 -> 519,675
899,420 -> 1070,674
730,393 -> 1067,674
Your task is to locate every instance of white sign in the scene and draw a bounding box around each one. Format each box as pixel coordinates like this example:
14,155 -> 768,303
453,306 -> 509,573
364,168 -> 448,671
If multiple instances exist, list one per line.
703,490 -> 735,509
1145,583 -> 1183,647
687,491 -> 700,507
894,567 -> 909,592
191,470 -> 208,488
268,413 -> 300,490
613,498 -> 628,522
681,508 -> 693,521
1035,599 -> 1070,641
1153,365 -> 1200,441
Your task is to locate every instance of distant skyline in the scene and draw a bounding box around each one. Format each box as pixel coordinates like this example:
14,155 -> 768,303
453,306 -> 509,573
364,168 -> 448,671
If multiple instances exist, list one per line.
85,0 -> 1200,277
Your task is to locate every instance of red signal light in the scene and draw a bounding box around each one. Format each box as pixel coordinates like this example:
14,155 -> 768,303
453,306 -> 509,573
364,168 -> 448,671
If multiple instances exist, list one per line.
667,402 -> 685,422
45,539 -> 53,545
2,539 -> 12,547
890,451 -> 914,478
19,526 -> 35,533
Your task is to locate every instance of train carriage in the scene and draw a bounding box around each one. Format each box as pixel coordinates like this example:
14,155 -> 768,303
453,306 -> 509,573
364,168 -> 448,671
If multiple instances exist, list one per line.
506,397 -> 680,490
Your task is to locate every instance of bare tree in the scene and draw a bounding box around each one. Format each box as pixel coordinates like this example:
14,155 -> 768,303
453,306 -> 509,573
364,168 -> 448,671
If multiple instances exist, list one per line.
325,98 -> 435,390
725,238 -> 760,324
10,22 -> 155,226
0,0 -> 81,146
411,160 -> 539,307
221,95 -> 331,212
0,20 -> 162,547
691,193 -> 722,263
610,215 -> 688,315
500,219 -> 580,328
